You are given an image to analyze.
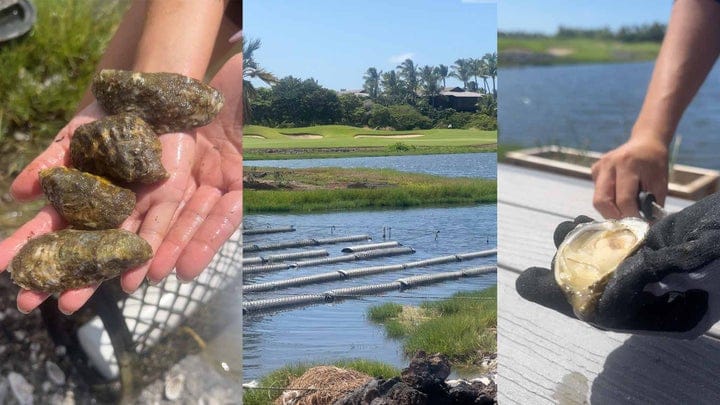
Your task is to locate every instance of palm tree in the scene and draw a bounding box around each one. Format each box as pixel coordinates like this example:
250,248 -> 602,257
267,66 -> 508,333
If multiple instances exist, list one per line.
381,70 -> 403,104
363,67 -> 382,99
434,64 -> 449,89
483,52 -> 498,95
471,58 -> 490,93
450,58 -> 472,90
243,37 -> 278,120
419,65 -> 441,97
397,58 -> 420,102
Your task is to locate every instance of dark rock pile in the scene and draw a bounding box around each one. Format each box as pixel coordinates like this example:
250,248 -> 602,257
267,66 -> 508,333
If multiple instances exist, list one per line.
335,352 -> 497,405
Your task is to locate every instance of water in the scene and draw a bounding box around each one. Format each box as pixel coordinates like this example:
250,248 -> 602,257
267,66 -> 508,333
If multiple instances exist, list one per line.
203,153 -> 497,382
500,61 -> 720,169
245,153 -> 497,179
218,205 -> 496,381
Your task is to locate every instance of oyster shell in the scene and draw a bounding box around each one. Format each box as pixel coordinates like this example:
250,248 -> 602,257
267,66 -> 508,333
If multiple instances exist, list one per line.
554,218 -> 649,320
8,229 -> 152,293
70,114 -> 167,184
92,69 -> 224,133
40,167 -> 135,230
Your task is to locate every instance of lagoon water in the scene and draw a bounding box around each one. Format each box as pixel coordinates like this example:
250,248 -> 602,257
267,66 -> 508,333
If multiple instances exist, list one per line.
202,153 -> 496,382
500,61 -> 720,169
245,152 -> 497,179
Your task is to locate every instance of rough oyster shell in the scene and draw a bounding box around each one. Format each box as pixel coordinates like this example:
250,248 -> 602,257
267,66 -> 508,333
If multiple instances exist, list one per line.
40,167 -> 135,230
554,218 -> 649,320
70,114 -> 167,184
92,69 -> 224,134
8,229 -> 152,293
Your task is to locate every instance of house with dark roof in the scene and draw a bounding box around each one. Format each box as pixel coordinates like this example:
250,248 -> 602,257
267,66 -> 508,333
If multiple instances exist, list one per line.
431,87 -> 484,112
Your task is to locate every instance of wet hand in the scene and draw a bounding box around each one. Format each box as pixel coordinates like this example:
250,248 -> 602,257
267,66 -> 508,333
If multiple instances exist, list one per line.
591,137 -> 669,219
0,53 -> 243,314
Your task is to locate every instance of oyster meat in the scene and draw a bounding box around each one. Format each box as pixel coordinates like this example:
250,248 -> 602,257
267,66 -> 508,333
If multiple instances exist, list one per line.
9,229 -> 152,293
92,69 -> 224,133
554,218 -> 649,320
40,167 -> 135,230
70,114 -> 167,184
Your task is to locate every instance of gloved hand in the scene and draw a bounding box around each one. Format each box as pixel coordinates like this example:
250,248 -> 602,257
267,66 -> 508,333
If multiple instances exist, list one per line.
516,192 -> 720,339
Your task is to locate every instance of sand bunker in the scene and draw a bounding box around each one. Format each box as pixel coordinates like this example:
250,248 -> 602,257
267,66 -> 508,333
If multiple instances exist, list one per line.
244,135 -> 266,139
547,47 -> 573,57
354,134 -> 424,139
281,133 -> 323,139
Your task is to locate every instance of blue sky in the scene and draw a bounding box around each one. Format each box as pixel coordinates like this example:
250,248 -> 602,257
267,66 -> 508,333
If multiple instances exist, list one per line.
244,0 -> 497,91
499,0 -> 673,34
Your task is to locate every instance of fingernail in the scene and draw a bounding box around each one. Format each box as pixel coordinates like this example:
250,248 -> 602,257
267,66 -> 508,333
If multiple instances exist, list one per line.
146,277 -> 160,286
59,306 -> 73,316
16,305 -> 30,315
176,274 -> 193,284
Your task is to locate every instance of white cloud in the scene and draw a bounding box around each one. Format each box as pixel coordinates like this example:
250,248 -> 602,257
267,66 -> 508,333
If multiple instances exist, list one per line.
388,52 -> 415,64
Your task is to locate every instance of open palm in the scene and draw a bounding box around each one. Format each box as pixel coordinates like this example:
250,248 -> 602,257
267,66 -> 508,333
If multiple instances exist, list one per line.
0,54 -> 243,314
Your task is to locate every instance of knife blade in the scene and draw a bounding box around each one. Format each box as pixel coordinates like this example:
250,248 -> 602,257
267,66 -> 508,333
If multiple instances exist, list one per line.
638,191 -> 667,221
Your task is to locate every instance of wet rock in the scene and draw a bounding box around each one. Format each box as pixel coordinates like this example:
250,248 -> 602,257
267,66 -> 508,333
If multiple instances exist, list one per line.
334,377 -> 427,405
40,167 -> 135,230
70,114 -> 167,184
8,372 -> 33,405
92,70 -> 224,133
401,351 -> 451,396
9,229 -> 152,293
448,380 -> 496,405
45,361 -> 66,386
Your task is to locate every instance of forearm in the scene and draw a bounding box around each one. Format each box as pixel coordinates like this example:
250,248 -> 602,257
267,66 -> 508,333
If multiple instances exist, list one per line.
78,0 -> 228,111
632,0 -> 720,145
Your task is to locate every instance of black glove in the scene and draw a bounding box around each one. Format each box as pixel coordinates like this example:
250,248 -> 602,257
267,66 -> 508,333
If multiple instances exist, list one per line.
516,192 -> 720,339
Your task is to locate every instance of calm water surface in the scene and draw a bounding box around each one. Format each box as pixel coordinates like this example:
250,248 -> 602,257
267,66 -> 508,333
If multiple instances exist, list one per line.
245,153 -> 497,179
500,61 -> 720,169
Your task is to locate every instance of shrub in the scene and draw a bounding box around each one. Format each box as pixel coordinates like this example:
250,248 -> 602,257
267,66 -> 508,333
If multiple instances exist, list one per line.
387,104 -> 432,130
466,113 -> 497,130
368,104 -> 393,128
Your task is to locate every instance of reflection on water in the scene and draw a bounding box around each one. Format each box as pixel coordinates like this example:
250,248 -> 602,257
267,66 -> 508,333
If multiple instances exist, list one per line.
500,61 -> 720,169
245,153 -> 497,179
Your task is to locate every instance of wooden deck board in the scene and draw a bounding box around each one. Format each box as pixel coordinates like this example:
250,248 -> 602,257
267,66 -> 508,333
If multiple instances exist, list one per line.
498,163 -> 720,403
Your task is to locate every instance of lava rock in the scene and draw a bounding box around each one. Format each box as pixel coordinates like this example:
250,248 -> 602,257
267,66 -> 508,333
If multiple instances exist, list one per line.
401,351 -> 451,396
70,114 -> 167,184
334,377 -> 427,405
92,70 -> 224,134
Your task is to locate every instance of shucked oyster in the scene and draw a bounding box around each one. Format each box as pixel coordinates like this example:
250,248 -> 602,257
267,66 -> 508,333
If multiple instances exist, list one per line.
92,69 -> 224,133
8,229 -> 152,293
40,167 -> 135,230
554,218 -> 649,320
70,114 -> 167,184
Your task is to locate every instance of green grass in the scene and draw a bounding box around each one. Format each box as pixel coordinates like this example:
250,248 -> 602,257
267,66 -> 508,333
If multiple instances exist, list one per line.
243,359 -> 401,405
499,36 -> 660,65
368,287 -> 497,369
243,125 -> 497,159
243,167 -> 497,213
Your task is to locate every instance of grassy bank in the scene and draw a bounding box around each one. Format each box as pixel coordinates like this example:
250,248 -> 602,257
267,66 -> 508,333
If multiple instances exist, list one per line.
499,37 -> 660,66
368,287 -> 497,370
243,125 -> 497,159
243,359 -> 400,405
243,167 -> 497,213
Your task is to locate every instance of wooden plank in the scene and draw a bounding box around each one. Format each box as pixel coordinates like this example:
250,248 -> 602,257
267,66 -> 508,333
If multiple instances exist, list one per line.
498,164 -> 720,402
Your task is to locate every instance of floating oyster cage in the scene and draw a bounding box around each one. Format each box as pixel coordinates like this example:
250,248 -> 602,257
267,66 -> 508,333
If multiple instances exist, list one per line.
505,145 -> 720,200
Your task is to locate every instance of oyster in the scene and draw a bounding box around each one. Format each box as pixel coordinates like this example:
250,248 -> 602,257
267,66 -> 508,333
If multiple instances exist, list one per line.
92,69 -> 224,133
40,167 -> 135,230
8,229 -> 152,293
554,218 -> 649,320
70,114 -> 167,184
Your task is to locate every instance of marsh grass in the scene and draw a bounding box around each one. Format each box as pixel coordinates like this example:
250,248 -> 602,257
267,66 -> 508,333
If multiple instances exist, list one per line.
368,288 -> 497,368
244,167 -> 497,213
243,359 -> 400,405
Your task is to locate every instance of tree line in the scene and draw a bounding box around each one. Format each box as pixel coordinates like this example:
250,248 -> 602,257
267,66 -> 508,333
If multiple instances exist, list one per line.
499,22 -> 666,43
243,38 -> 497,131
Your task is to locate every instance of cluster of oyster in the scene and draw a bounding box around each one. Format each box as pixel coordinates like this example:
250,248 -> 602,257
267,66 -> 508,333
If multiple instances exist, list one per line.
9,70 -> 224,293
553,218 -> 649,320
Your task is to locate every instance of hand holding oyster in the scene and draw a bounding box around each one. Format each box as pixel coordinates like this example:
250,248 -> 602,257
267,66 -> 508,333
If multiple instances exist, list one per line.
517,191 -> 720,338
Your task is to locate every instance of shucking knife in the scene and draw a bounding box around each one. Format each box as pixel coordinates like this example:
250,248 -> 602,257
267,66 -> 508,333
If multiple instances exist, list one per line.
638,191 -> 667,221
